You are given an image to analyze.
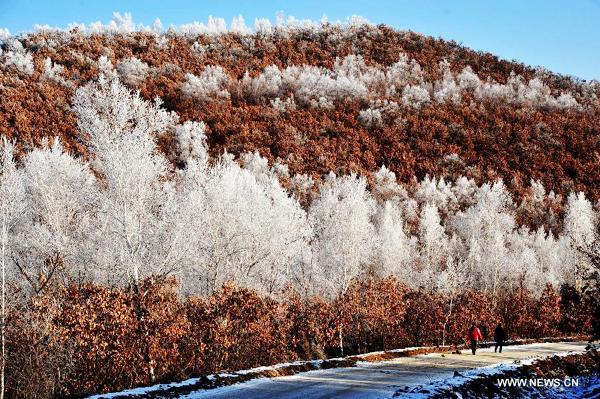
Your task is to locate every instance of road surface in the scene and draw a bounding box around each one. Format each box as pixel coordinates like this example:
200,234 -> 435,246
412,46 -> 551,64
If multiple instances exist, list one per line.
182,342 -> 587,399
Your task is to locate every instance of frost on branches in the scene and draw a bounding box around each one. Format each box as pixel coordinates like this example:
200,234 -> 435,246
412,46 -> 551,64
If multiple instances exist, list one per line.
0,13 -> 598,399
0,76 -> 594,303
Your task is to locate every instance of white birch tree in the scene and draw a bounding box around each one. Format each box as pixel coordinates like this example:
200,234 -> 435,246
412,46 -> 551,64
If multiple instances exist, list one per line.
0,139 -> 25,399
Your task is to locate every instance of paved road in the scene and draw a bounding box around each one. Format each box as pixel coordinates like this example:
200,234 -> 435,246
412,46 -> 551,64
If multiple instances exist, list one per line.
183,342 -> 587,399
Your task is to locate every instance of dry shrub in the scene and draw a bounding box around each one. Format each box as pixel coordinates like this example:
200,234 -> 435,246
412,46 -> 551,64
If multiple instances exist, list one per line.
559,284 -> 594,335
2,278 -> 593,398
285,290 -> 336,360
6,290 -> 73,398
532,284 -> 563,337
1,28 -> 599,206
442,290 -> 498,345
57,277 -> 189,395
185,281 -> 295,374
336,278 -> 408,353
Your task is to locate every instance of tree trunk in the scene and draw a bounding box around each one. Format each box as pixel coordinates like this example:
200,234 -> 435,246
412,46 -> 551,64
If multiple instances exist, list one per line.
442,296 -> 454,347
1,219 -> 7,399
338,324 -> 344,357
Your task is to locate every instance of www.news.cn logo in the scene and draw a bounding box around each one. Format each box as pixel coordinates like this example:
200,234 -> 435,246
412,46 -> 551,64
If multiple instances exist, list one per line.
497,378 -> 579,388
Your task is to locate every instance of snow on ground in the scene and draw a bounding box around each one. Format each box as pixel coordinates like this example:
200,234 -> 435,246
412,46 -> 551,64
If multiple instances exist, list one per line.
396,347 -> 588,397
541,374 -> 600,398
87,345 -> 441,398
89,342 -> 588,399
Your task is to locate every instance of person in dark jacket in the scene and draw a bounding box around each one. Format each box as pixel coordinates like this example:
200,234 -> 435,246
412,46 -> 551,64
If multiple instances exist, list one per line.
494,323 -> 505,353
468,323 -> 483,355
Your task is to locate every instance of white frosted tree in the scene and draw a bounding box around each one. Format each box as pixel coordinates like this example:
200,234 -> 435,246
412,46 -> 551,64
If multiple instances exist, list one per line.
371,166 -> 404,204
0,139 -> 25,399
452,176 -> 478,211
436,256 -> 469,345
434,60 -> 461,104
371,166 -> 418,226
16,139 -> 98,289
564,192 -> 597,249
402,85 -> 430,108
417,203 -> 448,288
3,51 -> 34,75
168,120 -> 208,165
563,192 -> 598,291
72,76 -> 181,290
309,173 -> 376,298
116,57 -> 150,86
457,66 -> 481,92
181,66 -> 231,102
373,201 -> 416,283
179,153 -> 310,295
414,176 -> 457,217
451,181 -> 515,304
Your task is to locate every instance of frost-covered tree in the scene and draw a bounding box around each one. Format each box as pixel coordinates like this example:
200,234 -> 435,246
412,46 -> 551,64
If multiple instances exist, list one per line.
414,176 -> 457,218
0,139 -> 25,399
371,166 -> 403,204
525,227 -> 570,291
451,176 -> 478,211
3,51 -> 34,75
385,53 -> 425,93
564,192 -> 597,249
309,173 -> 376,297
418,203 -> 448,287
457,66 -> 481,92
370,166 -> 418,226
402,85 -> 430,108
434,60 -> 461,104
270,96 -> 296,112
181,66 -> 231,102
373,201 -> 416,282
230,15 -> 251,35
96,55 -> 118,79
180,153 -> 310,295
42,58 -> 67,86
563,192 -> 598,291
451,181 -> 515,303
242,65 -> 286,100
474,72 -> 578,110
116,57 -> 150,86
168,120 -> 208,165
72,76 -> 180,290
16,139 -> 98,288
358,108 -> 382,129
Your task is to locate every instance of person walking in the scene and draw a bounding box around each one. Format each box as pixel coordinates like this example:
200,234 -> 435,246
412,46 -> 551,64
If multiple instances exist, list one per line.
494,323 -> 505,353
468,323 -> 483,355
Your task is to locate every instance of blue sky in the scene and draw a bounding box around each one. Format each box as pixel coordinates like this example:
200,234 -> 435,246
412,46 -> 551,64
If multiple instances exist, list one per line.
1,0 -> 599,80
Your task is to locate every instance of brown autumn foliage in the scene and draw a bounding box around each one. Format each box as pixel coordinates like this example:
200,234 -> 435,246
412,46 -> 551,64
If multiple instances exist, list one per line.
441,290 -> 498,345
4,277 -> 592,398
6,290 -> 72,399
336,278 -> 409,353
285,290 -> 337,360
56,278 -> 190,395
184,281 -> 295,374
0,26 -> 597,397
0,26 -> 598,206
559,284 -> 595,335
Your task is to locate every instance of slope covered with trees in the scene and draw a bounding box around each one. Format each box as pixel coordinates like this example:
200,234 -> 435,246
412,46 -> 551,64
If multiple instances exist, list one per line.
0,13 -> 598,398
0,13 -> 598,201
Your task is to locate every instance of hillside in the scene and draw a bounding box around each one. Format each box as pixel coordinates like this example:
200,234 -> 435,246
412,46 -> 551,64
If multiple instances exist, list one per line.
0,14 -> 598,398
1,14 -> 599,201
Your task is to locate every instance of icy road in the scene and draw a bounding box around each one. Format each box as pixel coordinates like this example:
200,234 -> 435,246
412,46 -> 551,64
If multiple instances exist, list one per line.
181,342 -> 586,399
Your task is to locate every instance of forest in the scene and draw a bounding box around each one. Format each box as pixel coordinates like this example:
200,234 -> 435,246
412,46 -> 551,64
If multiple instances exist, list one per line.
0,13 -> 598,397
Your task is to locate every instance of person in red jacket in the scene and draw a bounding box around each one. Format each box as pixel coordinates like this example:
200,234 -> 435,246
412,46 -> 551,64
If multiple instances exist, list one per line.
468,322 -> 483,355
